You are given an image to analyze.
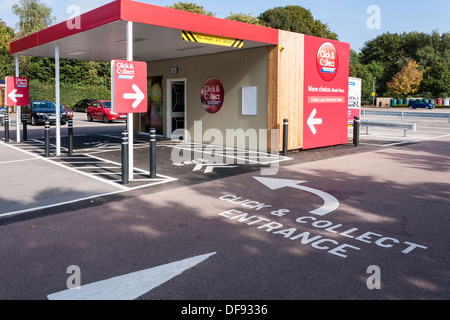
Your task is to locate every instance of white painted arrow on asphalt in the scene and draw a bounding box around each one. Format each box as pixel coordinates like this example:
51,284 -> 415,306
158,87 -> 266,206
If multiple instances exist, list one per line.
8,89 -> 23,103
193,163 -> 237,173
47,252 -> 216,300
253,177 -> 339,216
307,108 -> 322,135
123,84 -> 145,109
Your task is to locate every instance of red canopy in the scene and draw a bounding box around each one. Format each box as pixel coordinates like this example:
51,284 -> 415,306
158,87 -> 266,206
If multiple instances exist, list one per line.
10,0 -> 279,62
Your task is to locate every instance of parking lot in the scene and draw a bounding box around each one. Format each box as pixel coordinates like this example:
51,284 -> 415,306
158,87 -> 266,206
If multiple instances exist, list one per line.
0,108 -> 449,301
1,111 -> 294,219
1,108 -> 449,220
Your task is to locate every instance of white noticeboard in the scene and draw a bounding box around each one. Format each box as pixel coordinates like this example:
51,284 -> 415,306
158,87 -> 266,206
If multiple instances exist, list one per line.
242,86 -> 257,115
348,77 -> 361,121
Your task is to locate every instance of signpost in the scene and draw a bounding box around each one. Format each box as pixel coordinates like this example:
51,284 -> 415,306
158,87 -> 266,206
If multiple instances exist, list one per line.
302,36 -> 350,150
348,77 -> 361,122
111,60 -> 147,113
111,59 -> 147,182
5,76 -> 29,143
5,77 -> 29,106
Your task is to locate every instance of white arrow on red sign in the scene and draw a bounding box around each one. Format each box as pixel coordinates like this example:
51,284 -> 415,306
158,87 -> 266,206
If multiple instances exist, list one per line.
123,84 -> 145,109
307,108 -> 323,135
8,89 -> 24,103
111,60 -> 147,113
5,76 -> 29,106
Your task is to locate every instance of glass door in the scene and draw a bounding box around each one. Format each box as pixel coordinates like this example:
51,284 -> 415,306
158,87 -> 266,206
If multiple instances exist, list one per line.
166,79 -> 186,139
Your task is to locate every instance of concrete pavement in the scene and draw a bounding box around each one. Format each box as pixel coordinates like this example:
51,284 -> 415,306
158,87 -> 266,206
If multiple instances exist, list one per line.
0,141 -> 121,218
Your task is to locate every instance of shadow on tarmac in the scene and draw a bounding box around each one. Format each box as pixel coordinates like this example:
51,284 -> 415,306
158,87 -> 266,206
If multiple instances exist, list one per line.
0,138 -> 448,300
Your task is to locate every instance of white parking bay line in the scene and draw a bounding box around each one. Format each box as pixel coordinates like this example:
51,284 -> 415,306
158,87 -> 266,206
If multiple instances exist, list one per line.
78,166 -> 121,169
1,142 -> 129,191
0,142 -> 177,219
0,189 -> 129,219
0,157 -> 39,165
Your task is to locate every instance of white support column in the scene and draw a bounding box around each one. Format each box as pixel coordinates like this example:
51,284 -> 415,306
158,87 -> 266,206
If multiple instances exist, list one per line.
15,55 -> 20,143
126,21 -> 134,180
55,45 -> 61,156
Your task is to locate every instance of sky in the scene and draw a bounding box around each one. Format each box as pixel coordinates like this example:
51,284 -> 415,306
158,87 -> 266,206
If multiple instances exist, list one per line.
1,0 -> 449,52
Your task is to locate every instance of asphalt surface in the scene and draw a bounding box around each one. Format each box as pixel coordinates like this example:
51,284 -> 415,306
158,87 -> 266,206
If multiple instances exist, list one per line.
0,109 -> 449,303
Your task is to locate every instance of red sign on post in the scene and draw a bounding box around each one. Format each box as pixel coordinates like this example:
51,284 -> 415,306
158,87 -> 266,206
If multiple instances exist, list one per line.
303,36 -> 350,150
5,76 -> 29,106
111,60 -> 147,113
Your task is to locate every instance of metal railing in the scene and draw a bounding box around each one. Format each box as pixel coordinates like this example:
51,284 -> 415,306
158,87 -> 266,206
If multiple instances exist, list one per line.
359,120 -> 416,137
361,110 -> 450,123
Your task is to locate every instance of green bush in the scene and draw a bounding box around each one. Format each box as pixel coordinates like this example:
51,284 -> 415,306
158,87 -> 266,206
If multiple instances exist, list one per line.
29,80 -> 110,107
391,104 -> 450,109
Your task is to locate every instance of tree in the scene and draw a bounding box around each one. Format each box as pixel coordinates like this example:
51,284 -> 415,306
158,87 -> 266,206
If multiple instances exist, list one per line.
360,31 -> 450,97
0,20 -> 15,79
258,5 -> 338,40
349,50 -> 376,104
12,0 -> 55,38
167,2 -> 215,16
10,0 -> 56,80
225,13 -> 264,26
421,61 -> 450,97
10,0 -> 111,94
386,59 -> 423,98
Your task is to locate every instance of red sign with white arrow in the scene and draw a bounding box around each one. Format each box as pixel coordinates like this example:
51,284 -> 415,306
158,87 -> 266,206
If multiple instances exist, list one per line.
5,76 -> 29,106
111,60 -> 147,113
302,36 -> 350,150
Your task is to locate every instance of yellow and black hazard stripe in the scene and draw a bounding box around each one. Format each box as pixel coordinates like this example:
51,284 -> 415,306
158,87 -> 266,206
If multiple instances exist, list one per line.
182,30 -> 244,48
182,31 -> 198,42
231,39 -> 244,48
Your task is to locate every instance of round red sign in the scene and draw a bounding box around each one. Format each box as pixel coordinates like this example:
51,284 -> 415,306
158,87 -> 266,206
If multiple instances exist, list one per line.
316,42 -> 338,81
201,77 -> 224,114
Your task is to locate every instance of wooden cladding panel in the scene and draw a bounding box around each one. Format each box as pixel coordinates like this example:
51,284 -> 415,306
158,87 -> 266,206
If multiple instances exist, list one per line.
267,30 -> 305,151
267,45 -> 279,151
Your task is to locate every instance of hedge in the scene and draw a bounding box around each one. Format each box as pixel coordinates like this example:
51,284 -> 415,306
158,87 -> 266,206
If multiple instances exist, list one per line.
390,104 -> 450,109
29,80 -> 110,107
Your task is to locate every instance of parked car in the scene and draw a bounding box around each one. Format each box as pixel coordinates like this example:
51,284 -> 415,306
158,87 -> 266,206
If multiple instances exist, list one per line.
73,99 -> 96,112
24,101 -> 67,126
408,99 -> 435,109
87,100 -> 127,123
64,106 -> 74,119
0,107 -> 6,126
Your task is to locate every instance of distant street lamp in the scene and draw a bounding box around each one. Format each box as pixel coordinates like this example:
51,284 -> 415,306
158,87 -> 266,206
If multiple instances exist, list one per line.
373,77 -> 376,106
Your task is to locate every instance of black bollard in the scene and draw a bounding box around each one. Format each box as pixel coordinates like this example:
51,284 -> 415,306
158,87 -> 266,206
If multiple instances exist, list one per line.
22,113 -> 27,141
353,116 -> 360,147
282,119 -> 288,156
68,118 -> 73,155
4,114 -> 9,143
121,130 -> 129,184
44,120 -> 50,157
149,128 -> 156,178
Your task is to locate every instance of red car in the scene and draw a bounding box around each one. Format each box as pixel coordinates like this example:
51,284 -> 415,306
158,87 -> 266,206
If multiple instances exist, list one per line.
87,100 -> 127,123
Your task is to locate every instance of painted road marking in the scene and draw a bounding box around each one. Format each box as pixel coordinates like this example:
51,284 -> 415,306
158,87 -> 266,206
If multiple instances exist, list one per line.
0,157 -> 39,165
47,252 -> 216,300
164,141 -> 292,166
82,134 -> 291,166
254,177 -> 339,216
193,163 -> 237,173
0,141 -> 177,219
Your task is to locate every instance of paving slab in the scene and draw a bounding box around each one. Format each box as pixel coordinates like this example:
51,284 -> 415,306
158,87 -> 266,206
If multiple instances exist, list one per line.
0,142 -> 122,217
